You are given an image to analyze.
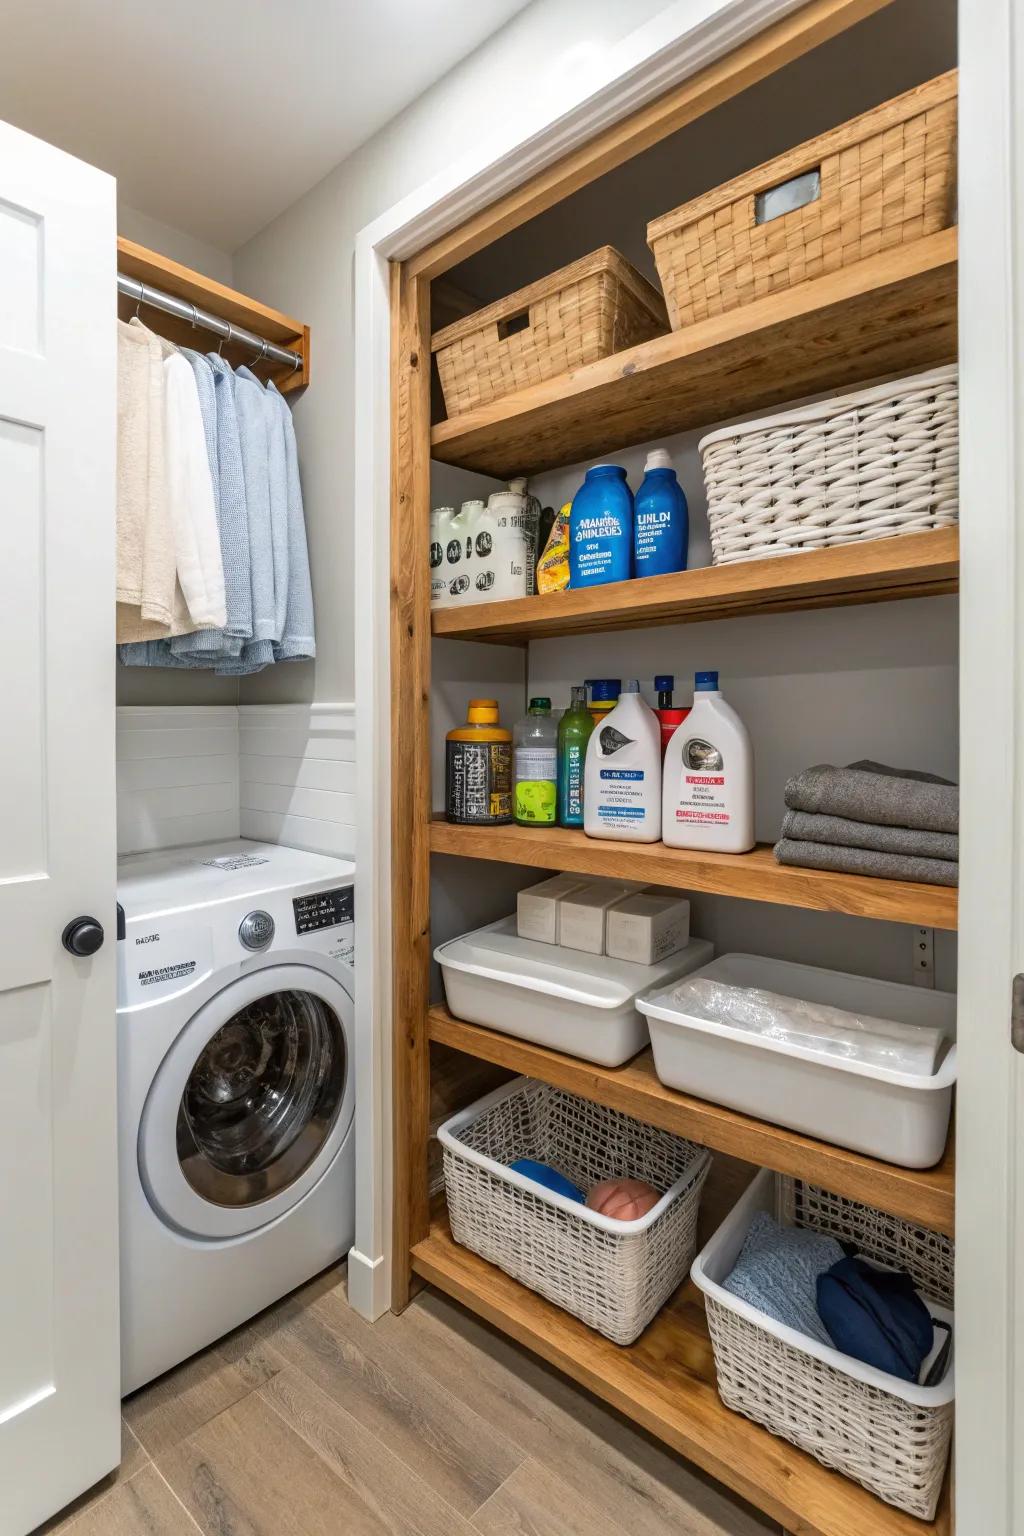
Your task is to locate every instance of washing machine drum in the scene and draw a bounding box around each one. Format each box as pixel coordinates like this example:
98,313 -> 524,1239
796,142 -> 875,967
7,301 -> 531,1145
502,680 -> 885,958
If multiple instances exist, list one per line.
140,964 -> 355,1239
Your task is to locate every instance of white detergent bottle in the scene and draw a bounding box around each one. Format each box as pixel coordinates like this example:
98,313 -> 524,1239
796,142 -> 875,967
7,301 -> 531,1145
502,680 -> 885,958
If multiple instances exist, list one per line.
662,671 -> 754,852
584,680 -> 662,843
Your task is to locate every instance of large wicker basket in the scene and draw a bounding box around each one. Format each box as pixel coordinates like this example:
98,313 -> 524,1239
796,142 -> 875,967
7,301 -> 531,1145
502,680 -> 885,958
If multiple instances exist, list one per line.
648,70 -> 957,330
432,247 -> 668,417
692,1171 -> 954,1520
438,1076 -> 710,1344
699,364 -> 959,565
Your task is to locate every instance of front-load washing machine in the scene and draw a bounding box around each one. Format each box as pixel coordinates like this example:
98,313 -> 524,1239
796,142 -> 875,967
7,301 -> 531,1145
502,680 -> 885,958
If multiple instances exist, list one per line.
116,838 -> 355,1393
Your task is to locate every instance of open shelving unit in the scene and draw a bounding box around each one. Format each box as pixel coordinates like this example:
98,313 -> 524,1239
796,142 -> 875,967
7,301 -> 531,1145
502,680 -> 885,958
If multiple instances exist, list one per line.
413,1208 -> 950,1536
428,1007 -> 955,1235
431,229 -> 956,479
390,4 -> 958,1533
432,525 -> 959,643
430,817 -> 958,927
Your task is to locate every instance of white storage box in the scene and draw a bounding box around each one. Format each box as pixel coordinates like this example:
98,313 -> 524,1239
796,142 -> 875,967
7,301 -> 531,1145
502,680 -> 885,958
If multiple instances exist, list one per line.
691,1169 -> 954,1519
440,1076 -> 710,1343
638,953 -> 955,1167
436,916 -> 713,1067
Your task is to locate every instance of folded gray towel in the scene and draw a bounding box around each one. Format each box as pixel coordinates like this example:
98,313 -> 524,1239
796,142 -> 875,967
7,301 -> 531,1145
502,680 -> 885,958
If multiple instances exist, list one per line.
781,809 -> 959,861
784,760 -> 958,835
723,1211 -> 844,1346
775,838 -> 958,887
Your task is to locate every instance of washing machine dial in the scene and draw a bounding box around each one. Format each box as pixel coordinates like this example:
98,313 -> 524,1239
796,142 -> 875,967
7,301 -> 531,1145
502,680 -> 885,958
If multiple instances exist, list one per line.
238,910 -> 275,950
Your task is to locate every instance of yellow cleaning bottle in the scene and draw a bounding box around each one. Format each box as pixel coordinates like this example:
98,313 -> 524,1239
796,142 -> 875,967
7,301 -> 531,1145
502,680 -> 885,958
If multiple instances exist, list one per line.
445,700 -> 513,824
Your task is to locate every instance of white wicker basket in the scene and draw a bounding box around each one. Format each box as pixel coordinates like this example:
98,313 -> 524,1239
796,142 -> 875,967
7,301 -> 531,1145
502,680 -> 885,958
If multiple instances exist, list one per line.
692,1169 -> 954,1520
699,365 -> 959,565
439,1077 -> 710,1344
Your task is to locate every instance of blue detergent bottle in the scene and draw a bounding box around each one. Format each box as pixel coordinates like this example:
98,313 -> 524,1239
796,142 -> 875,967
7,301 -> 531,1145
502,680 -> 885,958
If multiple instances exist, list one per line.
634,448 -> 688,577
569,464 -> 633,588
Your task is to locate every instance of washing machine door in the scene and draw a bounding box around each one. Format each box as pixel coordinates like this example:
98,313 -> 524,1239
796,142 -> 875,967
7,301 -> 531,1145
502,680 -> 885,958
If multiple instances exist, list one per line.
139,964 -> 355,1239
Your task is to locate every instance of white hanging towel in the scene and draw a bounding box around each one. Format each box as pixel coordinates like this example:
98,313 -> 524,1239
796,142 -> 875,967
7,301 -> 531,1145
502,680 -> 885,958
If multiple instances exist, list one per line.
118,324 -> 226,643
115,318 -> 175,635
162,350 -> 226,628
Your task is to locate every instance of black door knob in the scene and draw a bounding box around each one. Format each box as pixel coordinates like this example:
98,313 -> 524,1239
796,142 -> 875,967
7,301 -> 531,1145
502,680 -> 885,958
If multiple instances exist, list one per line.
62,917 -> 104,957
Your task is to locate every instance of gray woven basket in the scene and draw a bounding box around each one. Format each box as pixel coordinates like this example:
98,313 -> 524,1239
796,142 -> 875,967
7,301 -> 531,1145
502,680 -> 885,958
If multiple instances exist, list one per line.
439,1077 -> 710,1345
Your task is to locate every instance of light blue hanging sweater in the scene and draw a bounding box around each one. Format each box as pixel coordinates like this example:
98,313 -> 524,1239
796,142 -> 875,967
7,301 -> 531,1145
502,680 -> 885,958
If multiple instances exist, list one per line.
213,363 -> 277,675
267,379 -> 315,661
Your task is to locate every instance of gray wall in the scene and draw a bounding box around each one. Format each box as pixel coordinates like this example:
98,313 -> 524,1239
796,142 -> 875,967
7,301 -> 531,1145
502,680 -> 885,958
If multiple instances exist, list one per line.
231,0 -> 675,704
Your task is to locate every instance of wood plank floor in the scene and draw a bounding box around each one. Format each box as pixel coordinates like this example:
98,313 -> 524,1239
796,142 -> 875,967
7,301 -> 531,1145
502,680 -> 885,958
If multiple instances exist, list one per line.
36,1264 -> 782,1536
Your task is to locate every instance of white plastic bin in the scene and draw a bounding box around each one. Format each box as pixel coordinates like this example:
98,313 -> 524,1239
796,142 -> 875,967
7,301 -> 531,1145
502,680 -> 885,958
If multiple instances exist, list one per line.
638,953 -> 956,1167
439,1076 -> 710,1343
691,1169 -> 954,1519
436,915 -> 713,1066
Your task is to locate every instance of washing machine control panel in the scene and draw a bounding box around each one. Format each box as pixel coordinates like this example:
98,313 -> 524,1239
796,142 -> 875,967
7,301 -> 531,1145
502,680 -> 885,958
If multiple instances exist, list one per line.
293,885 -> 353,935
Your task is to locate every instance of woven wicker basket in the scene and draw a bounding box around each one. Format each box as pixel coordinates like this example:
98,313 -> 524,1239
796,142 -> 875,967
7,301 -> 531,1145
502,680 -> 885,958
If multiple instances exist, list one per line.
692,1171 -> 954,1520
432,247 -> 668,418
648,71 -> 957,330
439,1077 -> 710,1344
699,364 -> 958,565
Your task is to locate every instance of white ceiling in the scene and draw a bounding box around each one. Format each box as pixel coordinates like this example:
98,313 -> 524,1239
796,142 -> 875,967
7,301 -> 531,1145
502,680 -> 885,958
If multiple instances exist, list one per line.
0,0 -> 532,251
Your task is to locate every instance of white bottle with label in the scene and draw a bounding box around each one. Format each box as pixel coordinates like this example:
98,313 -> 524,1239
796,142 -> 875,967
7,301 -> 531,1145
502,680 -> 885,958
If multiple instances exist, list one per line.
584,680 -> 662,843
662,671 -> 754,852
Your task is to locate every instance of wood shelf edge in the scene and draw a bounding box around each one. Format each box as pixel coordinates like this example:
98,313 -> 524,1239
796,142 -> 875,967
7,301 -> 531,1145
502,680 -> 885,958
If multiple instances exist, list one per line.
411,1213 -> 950,1536
427,1007 -> 954,1236
116,235 -> 310,390
431,528 -> 959,643
428,820 -> 959,930
430,230 -> 958,476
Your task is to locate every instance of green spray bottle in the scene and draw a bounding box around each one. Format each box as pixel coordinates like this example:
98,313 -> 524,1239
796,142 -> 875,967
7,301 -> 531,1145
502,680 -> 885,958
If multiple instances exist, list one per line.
558,685 -> 594,827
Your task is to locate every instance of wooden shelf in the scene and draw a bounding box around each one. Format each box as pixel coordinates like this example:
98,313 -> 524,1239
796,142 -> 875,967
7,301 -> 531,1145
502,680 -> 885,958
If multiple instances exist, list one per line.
430,230 -> 957,479
431,527 -> 958,644
412,1211 -> 950,1536
429,818 -> 958,929
428,1007 -> 954,1235
117,236 -> 309,392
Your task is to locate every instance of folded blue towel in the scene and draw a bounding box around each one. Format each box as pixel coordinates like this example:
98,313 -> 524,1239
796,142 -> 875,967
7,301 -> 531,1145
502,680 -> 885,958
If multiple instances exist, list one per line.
817,1256 -> 935,1382
723,1211 -> 844,1347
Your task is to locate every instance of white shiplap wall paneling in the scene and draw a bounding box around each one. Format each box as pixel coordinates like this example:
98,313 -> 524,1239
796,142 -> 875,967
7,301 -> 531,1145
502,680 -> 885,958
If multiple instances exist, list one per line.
240,703 -> 356,859
116,707 -> 240,854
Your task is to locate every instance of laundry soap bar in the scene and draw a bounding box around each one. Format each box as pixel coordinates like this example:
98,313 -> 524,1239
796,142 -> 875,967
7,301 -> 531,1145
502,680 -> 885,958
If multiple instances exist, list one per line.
516,874 -> 589,944
606,891 -> 691,965
558,879 -> 648,955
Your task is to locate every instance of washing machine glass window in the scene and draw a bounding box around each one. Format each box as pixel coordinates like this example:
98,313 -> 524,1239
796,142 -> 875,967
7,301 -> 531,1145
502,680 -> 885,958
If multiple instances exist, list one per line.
176,989 -> 347,1207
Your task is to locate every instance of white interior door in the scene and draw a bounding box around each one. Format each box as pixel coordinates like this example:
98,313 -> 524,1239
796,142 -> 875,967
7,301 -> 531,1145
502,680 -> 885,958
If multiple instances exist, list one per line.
0,121 -> 119,1534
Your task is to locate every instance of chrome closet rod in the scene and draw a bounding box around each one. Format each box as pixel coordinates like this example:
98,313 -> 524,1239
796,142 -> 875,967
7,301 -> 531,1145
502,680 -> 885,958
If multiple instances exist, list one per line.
117,273 -> 302,372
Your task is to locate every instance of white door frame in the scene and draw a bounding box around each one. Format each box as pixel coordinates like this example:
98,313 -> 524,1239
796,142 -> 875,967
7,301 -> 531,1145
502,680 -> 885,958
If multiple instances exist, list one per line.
350,10 -> 1018,1529
954,3 -> 1021,1530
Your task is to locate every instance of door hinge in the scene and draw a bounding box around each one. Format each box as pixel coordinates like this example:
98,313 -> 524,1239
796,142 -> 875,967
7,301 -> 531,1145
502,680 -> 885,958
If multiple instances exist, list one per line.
1012,974 -> 1024,1053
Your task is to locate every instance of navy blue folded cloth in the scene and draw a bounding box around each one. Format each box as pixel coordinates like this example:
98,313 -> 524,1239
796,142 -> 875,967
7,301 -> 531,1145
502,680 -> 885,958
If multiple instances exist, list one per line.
817,1256 -> 934,1382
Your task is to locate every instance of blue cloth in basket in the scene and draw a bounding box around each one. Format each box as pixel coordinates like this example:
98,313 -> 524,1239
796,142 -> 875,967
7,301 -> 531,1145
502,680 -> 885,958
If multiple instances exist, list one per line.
509,1159 -> 584,1203
723,1211 -> 844,1347
817,1257 -> 935,1382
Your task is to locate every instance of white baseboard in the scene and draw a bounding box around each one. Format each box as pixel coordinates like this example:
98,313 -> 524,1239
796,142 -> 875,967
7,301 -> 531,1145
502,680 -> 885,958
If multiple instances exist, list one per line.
346,1246 -> 390,1321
